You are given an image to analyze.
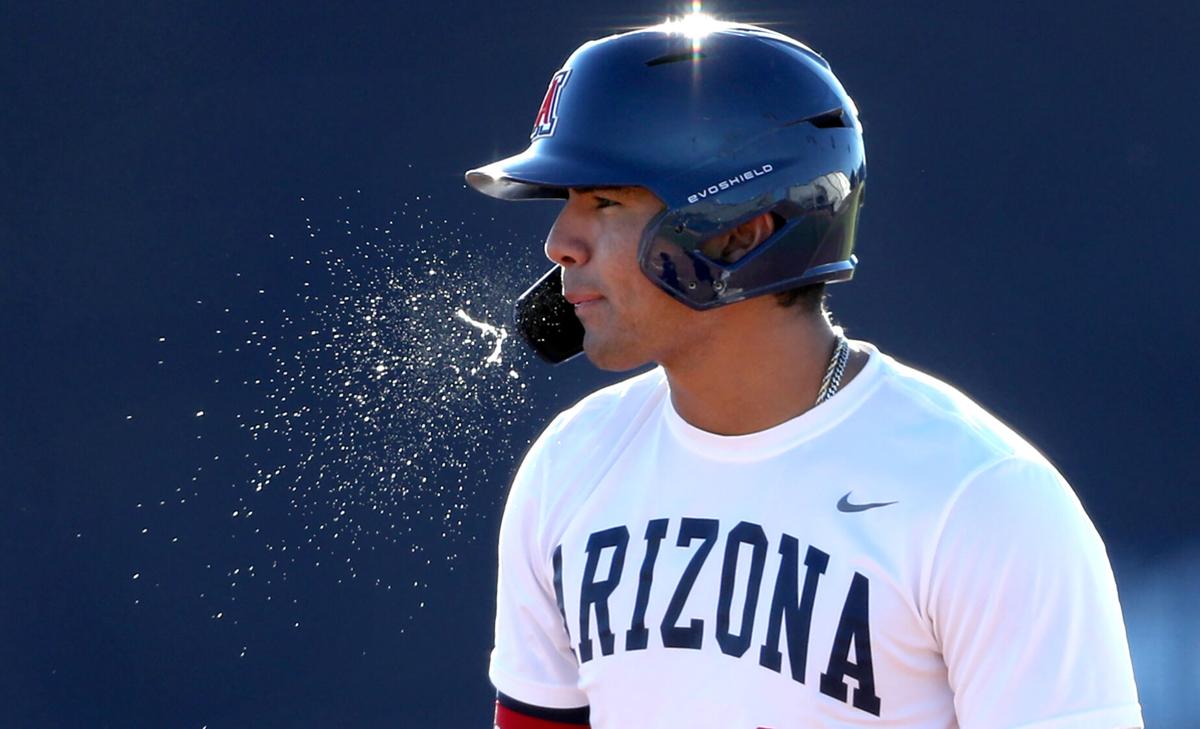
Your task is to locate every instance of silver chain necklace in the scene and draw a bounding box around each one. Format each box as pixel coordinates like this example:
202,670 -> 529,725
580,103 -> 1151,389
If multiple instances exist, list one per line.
814,332 -> 849,406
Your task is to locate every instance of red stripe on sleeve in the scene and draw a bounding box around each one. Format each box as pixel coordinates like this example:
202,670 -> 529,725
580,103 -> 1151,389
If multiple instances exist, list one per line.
494,701 -> 590,729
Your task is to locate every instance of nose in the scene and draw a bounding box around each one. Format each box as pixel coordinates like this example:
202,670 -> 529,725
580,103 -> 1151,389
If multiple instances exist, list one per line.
544,195 -> 591,268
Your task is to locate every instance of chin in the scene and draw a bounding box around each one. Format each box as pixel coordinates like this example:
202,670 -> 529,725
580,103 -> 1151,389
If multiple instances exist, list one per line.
581,333 -> 653,372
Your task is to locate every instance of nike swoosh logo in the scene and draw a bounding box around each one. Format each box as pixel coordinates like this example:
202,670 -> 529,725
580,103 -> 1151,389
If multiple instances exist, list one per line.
837,492 -> 898,513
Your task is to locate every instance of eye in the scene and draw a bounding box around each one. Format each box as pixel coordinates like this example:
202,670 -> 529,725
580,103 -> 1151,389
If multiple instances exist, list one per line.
594,195 -> 620,209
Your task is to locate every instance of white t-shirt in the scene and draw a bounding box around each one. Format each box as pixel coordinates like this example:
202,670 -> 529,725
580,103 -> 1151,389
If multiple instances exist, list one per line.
491,342 -> 1142,729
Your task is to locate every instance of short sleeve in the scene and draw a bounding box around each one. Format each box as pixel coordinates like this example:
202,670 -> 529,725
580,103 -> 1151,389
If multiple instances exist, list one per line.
490,428 -> 589,709
927,457 -> 1143,729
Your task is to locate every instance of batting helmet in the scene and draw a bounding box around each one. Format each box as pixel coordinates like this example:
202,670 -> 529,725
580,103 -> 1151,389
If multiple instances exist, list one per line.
466,18 -> 866,363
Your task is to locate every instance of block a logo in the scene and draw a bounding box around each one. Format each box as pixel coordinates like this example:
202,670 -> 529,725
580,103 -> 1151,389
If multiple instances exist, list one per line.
530,69 -> 572,140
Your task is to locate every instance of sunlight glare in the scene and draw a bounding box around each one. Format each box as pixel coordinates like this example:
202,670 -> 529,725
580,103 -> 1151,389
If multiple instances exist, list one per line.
661,7 -> 728,41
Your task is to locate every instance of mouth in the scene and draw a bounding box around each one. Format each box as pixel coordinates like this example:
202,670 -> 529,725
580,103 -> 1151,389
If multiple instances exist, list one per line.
564,292 -> 605,311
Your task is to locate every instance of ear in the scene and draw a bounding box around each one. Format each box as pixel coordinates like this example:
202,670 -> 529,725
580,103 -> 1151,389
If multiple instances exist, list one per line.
699,211 -> 777,264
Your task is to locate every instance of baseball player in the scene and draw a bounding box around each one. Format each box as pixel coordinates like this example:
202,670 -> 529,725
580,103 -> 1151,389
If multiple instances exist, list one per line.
466,19 -> 1142,729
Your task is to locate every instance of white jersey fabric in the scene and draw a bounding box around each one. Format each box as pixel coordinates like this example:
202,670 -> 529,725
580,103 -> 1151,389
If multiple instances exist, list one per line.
491,342 -> 1142,729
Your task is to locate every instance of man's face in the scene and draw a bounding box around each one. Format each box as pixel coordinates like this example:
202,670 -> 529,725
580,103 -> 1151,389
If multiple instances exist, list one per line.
545,186 -> 708,371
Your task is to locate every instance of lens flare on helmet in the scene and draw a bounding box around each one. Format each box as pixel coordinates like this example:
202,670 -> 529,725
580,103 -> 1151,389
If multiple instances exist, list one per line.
661,4 -> 727,54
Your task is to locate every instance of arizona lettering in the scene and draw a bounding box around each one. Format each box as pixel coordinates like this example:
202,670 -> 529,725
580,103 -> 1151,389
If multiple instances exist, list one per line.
553,518 -> 882,717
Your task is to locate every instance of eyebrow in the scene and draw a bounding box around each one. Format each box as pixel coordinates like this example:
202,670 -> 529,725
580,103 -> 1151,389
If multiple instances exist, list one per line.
572,186 -> 634,195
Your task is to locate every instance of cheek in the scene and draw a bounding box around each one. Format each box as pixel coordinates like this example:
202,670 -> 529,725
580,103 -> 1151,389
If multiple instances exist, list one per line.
616,254 -> 661,312
597,213 -> 678,319
595,224 -> 645,284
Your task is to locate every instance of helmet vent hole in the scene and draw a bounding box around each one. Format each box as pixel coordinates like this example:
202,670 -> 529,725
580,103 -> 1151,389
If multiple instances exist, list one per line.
645,51 -> 706,67
805,108 -> 848,129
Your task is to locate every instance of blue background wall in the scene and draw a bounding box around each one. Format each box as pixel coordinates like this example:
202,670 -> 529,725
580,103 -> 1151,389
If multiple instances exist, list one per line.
4,2 -> 1197,726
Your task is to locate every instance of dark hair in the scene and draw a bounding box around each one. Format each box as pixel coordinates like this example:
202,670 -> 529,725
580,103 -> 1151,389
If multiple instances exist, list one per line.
774,282 -> 827,313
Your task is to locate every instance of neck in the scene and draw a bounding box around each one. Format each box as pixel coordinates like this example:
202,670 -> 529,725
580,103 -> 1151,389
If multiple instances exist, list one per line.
660,303 -> 852,436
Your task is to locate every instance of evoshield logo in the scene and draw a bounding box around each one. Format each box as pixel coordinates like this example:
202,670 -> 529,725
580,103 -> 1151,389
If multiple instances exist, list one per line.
530,69 -> 572,140
687,163 -> 774,204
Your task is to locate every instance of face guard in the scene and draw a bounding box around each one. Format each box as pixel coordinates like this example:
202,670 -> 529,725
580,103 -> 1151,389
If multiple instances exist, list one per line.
467,21 -> 867,363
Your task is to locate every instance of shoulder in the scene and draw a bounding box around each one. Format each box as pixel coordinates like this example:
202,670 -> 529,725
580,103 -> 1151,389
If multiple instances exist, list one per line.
863,350 -> 1105,578
872,347 -> 1041,461
850,344 -> 1054,481
550,365 -> 667,432
502,367 -> 668,550
838,343 -> 1081,544
530,365 -> 668,466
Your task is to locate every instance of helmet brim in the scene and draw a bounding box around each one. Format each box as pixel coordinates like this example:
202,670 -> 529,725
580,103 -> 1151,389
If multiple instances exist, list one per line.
465,144 -> 648,201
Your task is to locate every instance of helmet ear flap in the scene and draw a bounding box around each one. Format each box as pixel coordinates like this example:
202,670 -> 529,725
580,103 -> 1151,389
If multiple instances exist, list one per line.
640,166 -> 863,311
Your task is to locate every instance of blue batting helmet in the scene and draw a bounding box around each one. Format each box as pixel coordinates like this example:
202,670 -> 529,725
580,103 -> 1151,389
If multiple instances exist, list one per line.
466,19 -> 866,363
